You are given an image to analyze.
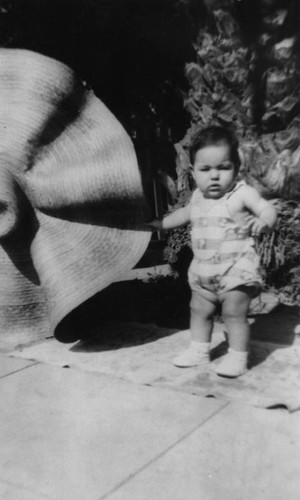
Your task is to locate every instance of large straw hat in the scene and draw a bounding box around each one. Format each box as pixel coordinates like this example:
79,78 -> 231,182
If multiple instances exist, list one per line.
0,48 -> 150,342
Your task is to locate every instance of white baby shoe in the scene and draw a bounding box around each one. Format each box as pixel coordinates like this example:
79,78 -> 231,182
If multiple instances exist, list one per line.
173,342 -> 210,368
214,348 -> 248,378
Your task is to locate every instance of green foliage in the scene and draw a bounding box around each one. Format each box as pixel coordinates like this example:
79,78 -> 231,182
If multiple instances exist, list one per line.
258,200 -> 300,301
163,225 -> 191,264
164,1 -> 300,300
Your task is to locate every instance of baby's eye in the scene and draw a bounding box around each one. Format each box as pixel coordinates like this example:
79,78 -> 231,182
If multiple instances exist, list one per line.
218,163 -> 233,170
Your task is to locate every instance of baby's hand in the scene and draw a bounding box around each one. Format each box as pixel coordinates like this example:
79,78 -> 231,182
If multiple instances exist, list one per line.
145,219 -> 162,231
245,215 -> 270,236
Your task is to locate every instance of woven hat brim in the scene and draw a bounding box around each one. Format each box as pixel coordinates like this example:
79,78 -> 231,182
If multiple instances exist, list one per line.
0,49 -> 150,339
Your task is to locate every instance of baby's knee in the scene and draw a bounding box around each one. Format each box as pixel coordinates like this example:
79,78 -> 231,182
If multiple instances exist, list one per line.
222,307 -> 243,322
222,300 -> 249,322
190,292 -> 216,317
190,294 -> 202,314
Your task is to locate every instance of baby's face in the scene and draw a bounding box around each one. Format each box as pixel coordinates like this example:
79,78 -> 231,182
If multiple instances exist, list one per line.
192,143 -> 236,199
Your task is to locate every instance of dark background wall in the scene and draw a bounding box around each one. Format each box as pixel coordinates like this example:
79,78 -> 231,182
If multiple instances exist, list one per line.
0,0 -> 205,218
0,0 -> 198,136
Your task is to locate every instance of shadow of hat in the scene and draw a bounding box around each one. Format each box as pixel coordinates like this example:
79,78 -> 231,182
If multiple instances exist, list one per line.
0,49 -> 150,342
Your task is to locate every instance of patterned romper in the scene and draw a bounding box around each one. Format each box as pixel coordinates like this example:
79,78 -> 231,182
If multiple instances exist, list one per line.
188,181 -> 263,297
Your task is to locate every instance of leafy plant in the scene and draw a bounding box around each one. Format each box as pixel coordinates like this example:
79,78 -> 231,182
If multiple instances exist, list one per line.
164,1 -> 300,301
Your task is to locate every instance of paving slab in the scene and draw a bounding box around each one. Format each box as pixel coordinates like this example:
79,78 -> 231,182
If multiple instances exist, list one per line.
106,403 -> 300,500
0,354 -> 36,378
12,322 -> 300,411
0,480 -> 51,500
0,362 -> 226,500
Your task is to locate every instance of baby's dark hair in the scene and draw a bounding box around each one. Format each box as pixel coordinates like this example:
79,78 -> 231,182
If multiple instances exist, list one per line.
189,126 -> 241,172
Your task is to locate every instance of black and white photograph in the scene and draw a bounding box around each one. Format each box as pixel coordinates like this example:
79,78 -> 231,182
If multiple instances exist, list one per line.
0,0 -> 299,498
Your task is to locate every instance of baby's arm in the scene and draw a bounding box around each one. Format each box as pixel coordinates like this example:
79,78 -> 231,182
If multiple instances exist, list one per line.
148,204 -> 191,232
241,186 -> 277,236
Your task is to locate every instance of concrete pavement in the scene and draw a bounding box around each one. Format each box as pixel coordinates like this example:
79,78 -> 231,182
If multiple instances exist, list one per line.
0,343 -> 299,500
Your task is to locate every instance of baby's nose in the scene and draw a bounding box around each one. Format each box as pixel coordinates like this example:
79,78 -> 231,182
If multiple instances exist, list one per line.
210,168 -> 220,179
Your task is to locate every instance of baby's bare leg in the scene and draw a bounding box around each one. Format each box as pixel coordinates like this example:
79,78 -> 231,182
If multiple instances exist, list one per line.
190,289 -> 217,343
173,289 -> 217,368
219,286 -> 254,351
214,286 -> 255,377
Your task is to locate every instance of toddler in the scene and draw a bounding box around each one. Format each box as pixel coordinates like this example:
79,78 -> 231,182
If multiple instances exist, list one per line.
150,126 -> 277,377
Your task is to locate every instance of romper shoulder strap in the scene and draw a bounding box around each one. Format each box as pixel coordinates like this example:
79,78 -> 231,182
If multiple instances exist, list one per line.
225,180 -> 246,201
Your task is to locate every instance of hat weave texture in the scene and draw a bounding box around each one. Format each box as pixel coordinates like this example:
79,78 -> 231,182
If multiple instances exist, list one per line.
0,49 -> 150,340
